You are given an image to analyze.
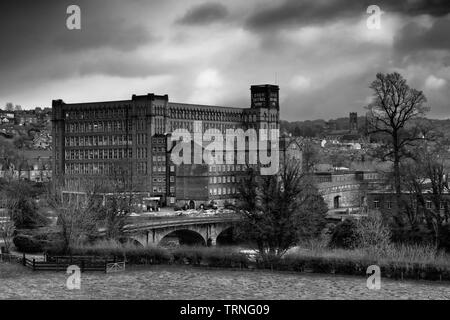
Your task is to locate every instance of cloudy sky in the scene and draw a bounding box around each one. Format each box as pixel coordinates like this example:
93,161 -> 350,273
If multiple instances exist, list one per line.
0,0 -> 449,120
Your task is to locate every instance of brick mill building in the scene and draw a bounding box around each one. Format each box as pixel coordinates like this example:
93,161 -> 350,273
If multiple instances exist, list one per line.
52,85 -> 280,208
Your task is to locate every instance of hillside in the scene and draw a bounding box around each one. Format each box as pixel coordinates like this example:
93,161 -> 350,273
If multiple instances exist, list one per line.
281,116 -> 450,138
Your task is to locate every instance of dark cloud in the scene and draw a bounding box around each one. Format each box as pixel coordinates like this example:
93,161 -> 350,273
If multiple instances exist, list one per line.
0,0 -> 155,69
394,17 -> 450,53
0,0 -> 449,120
177,2 -> 229,25
0,0 -> 158,96
245,0 -> 450,32
53,19 -> 155,52
78,56 -> 178,78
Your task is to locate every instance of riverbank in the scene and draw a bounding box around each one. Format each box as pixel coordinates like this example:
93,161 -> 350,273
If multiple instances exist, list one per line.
1,263 -> 449,299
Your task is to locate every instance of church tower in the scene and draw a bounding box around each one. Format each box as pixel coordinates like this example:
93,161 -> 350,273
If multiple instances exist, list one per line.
349,112 -> 358,133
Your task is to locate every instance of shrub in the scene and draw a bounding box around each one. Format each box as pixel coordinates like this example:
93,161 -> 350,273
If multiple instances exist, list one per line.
329,219 -> 358,249
124,246 -> 172,265
4,181 -> 49,229
68,240 -> 172,264
43,240 -> 68,255
437,226 -> 450,252
356,211 -> 392,256
200,247 -> 249,268
172,246 -> 203,265
13,235 -> 44,253
390,225 -> 433,245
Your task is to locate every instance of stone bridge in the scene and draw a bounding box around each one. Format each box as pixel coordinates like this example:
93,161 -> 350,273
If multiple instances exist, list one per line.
122,215 -> 241,246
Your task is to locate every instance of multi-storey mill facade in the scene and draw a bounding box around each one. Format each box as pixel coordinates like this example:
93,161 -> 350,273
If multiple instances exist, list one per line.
52,84 -> 280,207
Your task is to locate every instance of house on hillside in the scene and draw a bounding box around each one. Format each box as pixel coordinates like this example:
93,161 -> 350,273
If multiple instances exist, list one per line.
16,112 -> 38,126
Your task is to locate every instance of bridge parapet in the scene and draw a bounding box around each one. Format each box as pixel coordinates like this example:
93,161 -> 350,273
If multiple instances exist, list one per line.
122,215 -> 241,247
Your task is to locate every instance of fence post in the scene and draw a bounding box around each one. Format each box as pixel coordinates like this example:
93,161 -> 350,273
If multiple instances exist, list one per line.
22,253 -> 26,266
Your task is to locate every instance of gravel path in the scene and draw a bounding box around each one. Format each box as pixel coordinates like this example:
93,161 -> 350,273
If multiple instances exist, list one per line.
1,264 -> 450,299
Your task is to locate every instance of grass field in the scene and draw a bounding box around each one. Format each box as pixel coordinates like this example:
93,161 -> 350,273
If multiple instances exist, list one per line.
1,262 -> 450,299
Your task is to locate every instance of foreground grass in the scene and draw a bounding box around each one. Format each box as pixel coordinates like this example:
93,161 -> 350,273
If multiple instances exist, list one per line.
0,262 -> 33,279
1,263 -> 450,299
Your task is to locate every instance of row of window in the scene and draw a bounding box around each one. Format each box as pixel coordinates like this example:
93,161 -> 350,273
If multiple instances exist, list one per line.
321,184 -> 360,194
152,166 -> 166,173
171,109 -> 278,123
152,138 -> 166,144
63,178 -> 130,190
137,148 -> 147,159
65,148 -> 132,160
153,186 -> 174,193
136,119 -> 146,131
65,108 -> 129,120
64,162 -> 174,175
152,177 -> 170,183
154,117 -> 165,134
66,120 -> 132,133
136,133 -> 147,145
65,135 -> 132,147
209,164 -> 257,173
152,155 -> 166,162
209,176 -> 237,184
209,187 -> 238,196
171,109 -> 242,122
137,162 -> 147,175
65,163 -> 130,175
373,200 -> 448,210
170,121 -> 239,132
64,107 -> 278,123
152,146 -> 166,153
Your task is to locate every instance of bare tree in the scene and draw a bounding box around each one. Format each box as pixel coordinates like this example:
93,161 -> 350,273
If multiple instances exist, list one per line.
0,215 -> 15,253
236,158 -> 328,262
4,103 -> 14,112
301,139 -> 320,173
356,210 -> 392,256
399,159 -> 426,231
47,161 -> 136,251
46,182 -> 100,252
402,142 -> 450,247
96,161 -> 136,239
366,72 -> 429,221
3,181 -> 48,229
0,139 -> 20,182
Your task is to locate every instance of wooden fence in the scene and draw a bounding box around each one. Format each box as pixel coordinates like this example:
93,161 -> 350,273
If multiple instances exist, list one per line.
21,254 -> 125,273
0,253 -> 22,263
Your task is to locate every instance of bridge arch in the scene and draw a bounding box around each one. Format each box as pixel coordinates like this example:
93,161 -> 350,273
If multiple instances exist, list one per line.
126,235 -> 147,247
216,226 -> 236,246
160,229 -> 206,247
122,216 -> 241,247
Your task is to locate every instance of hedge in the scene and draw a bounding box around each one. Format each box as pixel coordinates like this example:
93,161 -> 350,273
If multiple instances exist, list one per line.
39,245 -> 450,281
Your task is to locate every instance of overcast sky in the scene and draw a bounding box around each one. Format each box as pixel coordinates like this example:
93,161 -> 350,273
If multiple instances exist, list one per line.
0,0 -> 449,120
